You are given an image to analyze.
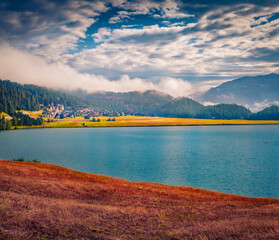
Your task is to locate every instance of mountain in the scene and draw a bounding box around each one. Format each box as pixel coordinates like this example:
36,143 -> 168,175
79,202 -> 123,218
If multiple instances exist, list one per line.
73,90 -> 255,119
1,79 -> 278,120
158,97 -> 205,118
197,73 -> 279,110
197,104 -> 252,120
251,105 -> 279,120
157,98 -> 252,119
72,90 -> 173,115
0,80 -> 86,114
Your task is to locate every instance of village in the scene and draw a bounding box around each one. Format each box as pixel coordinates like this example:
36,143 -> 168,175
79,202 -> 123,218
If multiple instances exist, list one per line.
42,103 -> 125,119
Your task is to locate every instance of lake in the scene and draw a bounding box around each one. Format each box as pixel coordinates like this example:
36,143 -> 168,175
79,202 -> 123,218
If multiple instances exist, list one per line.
0,125 -> 278,198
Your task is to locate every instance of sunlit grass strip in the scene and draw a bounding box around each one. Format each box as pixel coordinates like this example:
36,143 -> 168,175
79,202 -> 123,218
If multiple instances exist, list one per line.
0,112 -> 11,118
42,116 -> 279,128
18,110 -> 43,118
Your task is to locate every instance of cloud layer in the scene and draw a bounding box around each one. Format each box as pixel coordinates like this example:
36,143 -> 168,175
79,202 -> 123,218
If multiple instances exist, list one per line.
0,0 -> 278,97
0,41 -> 196,97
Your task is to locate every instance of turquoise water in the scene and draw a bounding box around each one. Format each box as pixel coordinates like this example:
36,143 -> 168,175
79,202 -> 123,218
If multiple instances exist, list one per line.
0,125 -> 278,198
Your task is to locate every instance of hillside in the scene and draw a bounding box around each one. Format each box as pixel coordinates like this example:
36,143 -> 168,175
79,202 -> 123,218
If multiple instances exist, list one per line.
157,97 -> 205,118
0,160 -> 278,240
157,98 -> 253,120
197,104 -> 252,120
251,105 -> 279,120
197,73 -> 279,110
72,89 -> 173,115
1,79 -> 279,121
0,80 -> 85,114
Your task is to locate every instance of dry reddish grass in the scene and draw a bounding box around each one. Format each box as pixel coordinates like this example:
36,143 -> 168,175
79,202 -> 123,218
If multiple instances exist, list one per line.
0,160 -> 278,240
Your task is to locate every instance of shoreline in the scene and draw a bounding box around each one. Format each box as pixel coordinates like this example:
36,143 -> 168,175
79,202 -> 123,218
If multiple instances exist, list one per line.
10,116 -> 279,129
1,159 -> 278,200
1,160 -> 279,239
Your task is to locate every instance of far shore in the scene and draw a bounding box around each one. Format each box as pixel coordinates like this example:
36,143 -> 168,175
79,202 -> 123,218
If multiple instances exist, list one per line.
11,115 -> 279,129
0,159 -> 279,239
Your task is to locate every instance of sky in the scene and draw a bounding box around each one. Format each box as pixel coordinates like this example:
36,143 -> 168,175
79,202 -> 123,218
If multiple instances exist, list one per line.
0,0 -> 279,97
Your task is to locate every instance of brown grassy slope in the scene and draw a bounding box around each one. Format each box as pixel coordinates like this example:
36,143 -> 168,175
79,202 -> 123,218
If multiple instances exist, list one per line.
0,160 -> 278,240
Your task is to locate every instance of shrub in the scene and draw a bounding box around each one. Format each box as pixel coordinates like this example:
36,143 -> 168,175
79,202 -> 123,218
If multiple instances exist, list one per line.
12,157 -> 41,163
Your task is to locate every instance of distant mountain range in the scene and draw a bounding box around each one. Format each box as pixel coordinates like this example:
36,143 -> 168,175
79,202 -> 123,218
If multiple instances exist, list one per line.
1,73 -> 279,120
196,73 -> 279,111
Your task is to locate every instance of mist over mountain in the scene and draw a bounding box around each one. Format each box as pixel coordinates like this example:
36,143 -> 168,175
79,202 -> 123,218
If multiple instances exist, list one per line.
196,73 -> 279,111
251,105 -> 279,120
0,80 -> 85,114
1,78 -> 279,120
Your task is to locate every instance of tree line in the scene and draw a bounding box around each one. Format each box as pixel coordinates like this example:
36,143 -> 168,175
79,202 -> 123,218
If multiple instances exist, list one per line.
0,79 -> 85,115
156,97 -> 279,120
0,79 -> 84,130
0,112 -> 44,130
0,79 -> 278,131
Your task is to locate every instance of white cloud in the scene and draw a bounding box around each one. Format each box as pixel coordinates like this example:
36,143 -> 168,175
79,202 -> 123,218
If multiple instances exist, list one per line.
156,77 -> 193,97
203,101 -> 219,106
119,0 -> 193,19
250,99 -> 279,112
60,3 -> 279,87
1,0 -> 279,98
0,0 -> 109,59
92,28 -> 111,43
0,42 -> 194,97
108,0 -> 193,24
65,24 -> 198,75
109,11 -> 132,24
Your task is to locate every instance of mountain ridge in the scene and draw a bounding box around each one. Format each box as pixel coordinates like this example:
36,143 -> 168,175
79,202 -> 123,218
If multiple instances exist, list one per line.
1,76 -> 279,120
196,73 -> 279,111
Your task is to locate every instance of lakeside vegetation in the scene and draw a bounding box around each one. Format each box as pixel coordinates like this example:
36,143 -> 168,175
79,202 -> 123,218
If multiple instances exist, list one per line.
0,111 -> 43,130
2,79 -> 279,120
10,115 -> 279,129
0,160 -> 278,239
1,79 -> 279,130
12,157 -> 41,163
0,80 -> 84,114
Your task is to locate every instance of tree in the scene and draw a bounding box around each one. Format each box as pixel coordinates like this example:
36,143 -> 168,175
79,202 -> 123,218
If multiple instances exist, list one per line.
0,117 -> 11,130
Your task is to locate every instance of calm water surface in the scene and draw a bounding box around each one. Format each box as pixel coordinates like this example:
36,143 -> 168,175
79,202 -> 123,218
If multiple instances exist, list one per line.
0,125 -> 278,198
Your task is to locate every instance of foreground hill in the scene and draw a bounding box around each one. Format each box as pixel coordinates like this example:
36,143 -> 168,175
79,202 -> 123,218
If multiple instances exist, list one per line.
0,160 -> 278,240
197,73 -> 279,110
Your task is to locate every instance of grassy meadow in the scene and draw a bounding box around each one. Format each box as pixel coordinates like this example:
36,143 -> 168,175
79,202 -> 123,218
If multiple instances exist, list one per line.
10,110 -> 279,128
39,115 -> 279,128
0,160 -> 279,239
